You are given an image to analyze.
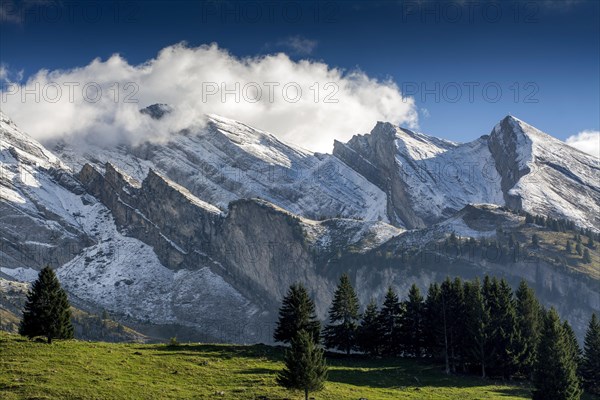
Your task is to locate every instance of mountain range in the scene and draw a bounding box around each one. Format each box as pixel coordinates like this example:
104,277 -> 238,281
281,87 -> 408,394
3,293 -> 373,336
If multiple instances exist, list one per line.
1,107 -> 598,343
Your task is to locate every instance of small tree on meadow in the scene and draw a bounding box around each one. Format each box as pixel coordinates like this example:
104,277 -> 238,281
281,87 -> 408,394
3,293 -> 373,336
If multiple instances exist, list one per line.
19,266 -> 74,344
277,330 -> 328,400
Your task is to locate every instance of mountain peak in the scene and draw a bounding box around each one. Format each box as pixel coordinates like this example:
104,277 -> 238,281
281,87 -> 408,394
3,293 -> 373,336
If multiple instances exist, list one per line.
140,104 -> 173,120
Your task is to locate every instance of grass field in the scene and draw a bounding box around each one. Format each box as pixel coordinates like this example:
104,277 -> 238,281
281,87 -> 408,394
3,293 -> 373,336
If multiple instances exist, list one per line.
0,332 -> 541,400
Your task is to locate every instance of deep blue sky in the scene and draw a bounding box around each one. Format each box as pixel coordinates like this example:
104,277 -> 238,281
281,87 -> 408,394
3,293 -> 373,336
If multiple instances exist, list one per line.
1,0 -> 599,142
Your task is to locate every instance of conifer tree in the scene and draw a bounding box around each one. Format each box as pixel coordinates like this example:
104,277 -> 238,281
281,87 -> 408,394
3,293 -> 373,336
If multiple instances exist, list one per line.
19,266 -> 73,344
582,248 -> 591,263
532,308 -> 582,400
514,280 -> 542,378
566,240 -> 573,253
532,234 -> 540,247
277,330 -> 328,400
424,282 -> 444,361
441,277 -> 465,372
576,242 -> 583,256
581,313 -> 600,395
463,279 -> 489,377
378,286 -> 403,356
563,320 -> 582,371
483,277 -> 519,378
323,274 -> 360,355
400,284 -> 425,357
587,235 -> 595,249
274,283 -> 321,344
357,299 -> 382,356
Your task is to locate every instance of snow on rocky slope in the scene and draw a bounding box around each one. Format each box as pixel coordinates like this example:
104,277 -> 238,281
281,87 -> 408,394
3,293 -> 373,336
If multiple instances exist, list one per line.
489,116 -> 600,231
0,113 -> 262,342
335,115 -> 599,231
53,112 -> 390,223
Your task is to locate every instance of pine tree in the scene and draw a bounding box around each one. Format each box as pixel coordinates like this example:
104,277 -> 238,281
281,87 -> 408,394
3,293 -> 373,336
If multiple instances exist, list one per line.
323,274 -> 361,355
563,321 -> 582,369
274,284 -> 321,344
424,282 -> 444,362
576,242 -> 583,256
378,286 -> 403,356
587,235 -> 595,249
400,284 -> 425,357
19,266 -> 73,344
566,240 -> 573,253
277,330 -> 328,400
582,248 -> 592,263
532,308 -> 582,400
484,277 -> 519,378
532,234 -> 540,247
463,279 -> 490,377
514,280 -> 542,378
581,314 -> 600,395
357,299 -> 382,356
442,277 -> 465,372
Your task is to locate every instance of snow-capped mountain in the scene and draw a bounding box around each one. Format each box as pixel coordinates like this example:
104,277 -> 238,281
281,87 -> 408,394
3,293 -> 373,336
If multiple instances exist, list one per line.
54,112 -> 390,224
335,115 -> 600,230
1,109 -> 598,342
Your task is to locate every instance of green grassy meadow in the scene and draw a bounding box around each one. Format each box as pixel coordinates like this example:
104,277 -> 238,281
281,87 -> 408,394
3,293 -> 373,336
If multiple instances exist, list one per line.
0,331 -> 540,400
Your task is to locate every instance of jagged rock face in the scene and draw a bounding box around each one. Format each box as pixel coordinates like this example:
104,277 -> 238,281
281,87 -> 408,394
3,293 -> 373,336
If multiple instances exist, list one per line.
488,117 -> 531,209
336,115 -> 600,232
54,115 -> 390,224
488,116 -> 600,230
334,122 -> 505,228
333,122 -> 425,228
76,163 -> 399,320
0,113 -> 91,272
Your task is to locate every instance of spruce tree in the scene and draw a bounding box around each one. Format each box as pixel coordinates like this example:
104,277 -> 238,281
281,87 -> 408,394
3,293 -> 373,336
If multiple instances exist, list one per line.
484,277 -> 519,378
582,248 -> 592,263
463,279 -> 490,378
323,274 -> 361,355
277,330 -> 328,400
440,277 -> 465,372
357,299 -> 382,356
532,308 -> 582,400
514,280 -> 542,378
19,266 -> 73,344
581,314 -> 600,395
378,286 -> 403,356
274,283 -> 321,344
576,242 -> 583,256
563,320 -> 582,369
587,235 -> 595,249
400,284 -> 425,357
424,283 -> 444,361
566,240 -> 573,253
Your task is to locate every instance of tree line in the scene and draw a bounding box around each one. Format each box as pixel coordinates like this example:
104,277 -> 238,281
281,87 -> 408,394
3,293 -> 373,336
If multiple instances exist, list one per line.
274,274 -> 600,400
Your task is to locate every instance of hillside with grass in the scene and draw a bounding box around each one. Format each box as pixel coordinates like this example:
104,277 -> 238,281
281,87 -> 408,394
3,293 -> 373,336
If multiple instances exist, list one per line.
0,331 -> 540,400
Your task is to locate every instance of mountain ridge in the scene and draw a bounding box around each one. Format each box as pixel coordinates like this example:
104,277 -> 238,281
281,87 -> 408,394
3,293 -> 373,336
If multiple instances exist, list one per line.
1,109 -> 598,343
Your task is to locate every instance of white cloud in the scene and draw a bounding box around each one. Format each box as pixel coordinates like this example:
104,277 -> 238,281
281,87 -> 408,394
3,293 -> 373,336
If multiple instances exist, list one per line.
0,43 -> 417,153
565,130 -> 600,159
277,36 -> 318,55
